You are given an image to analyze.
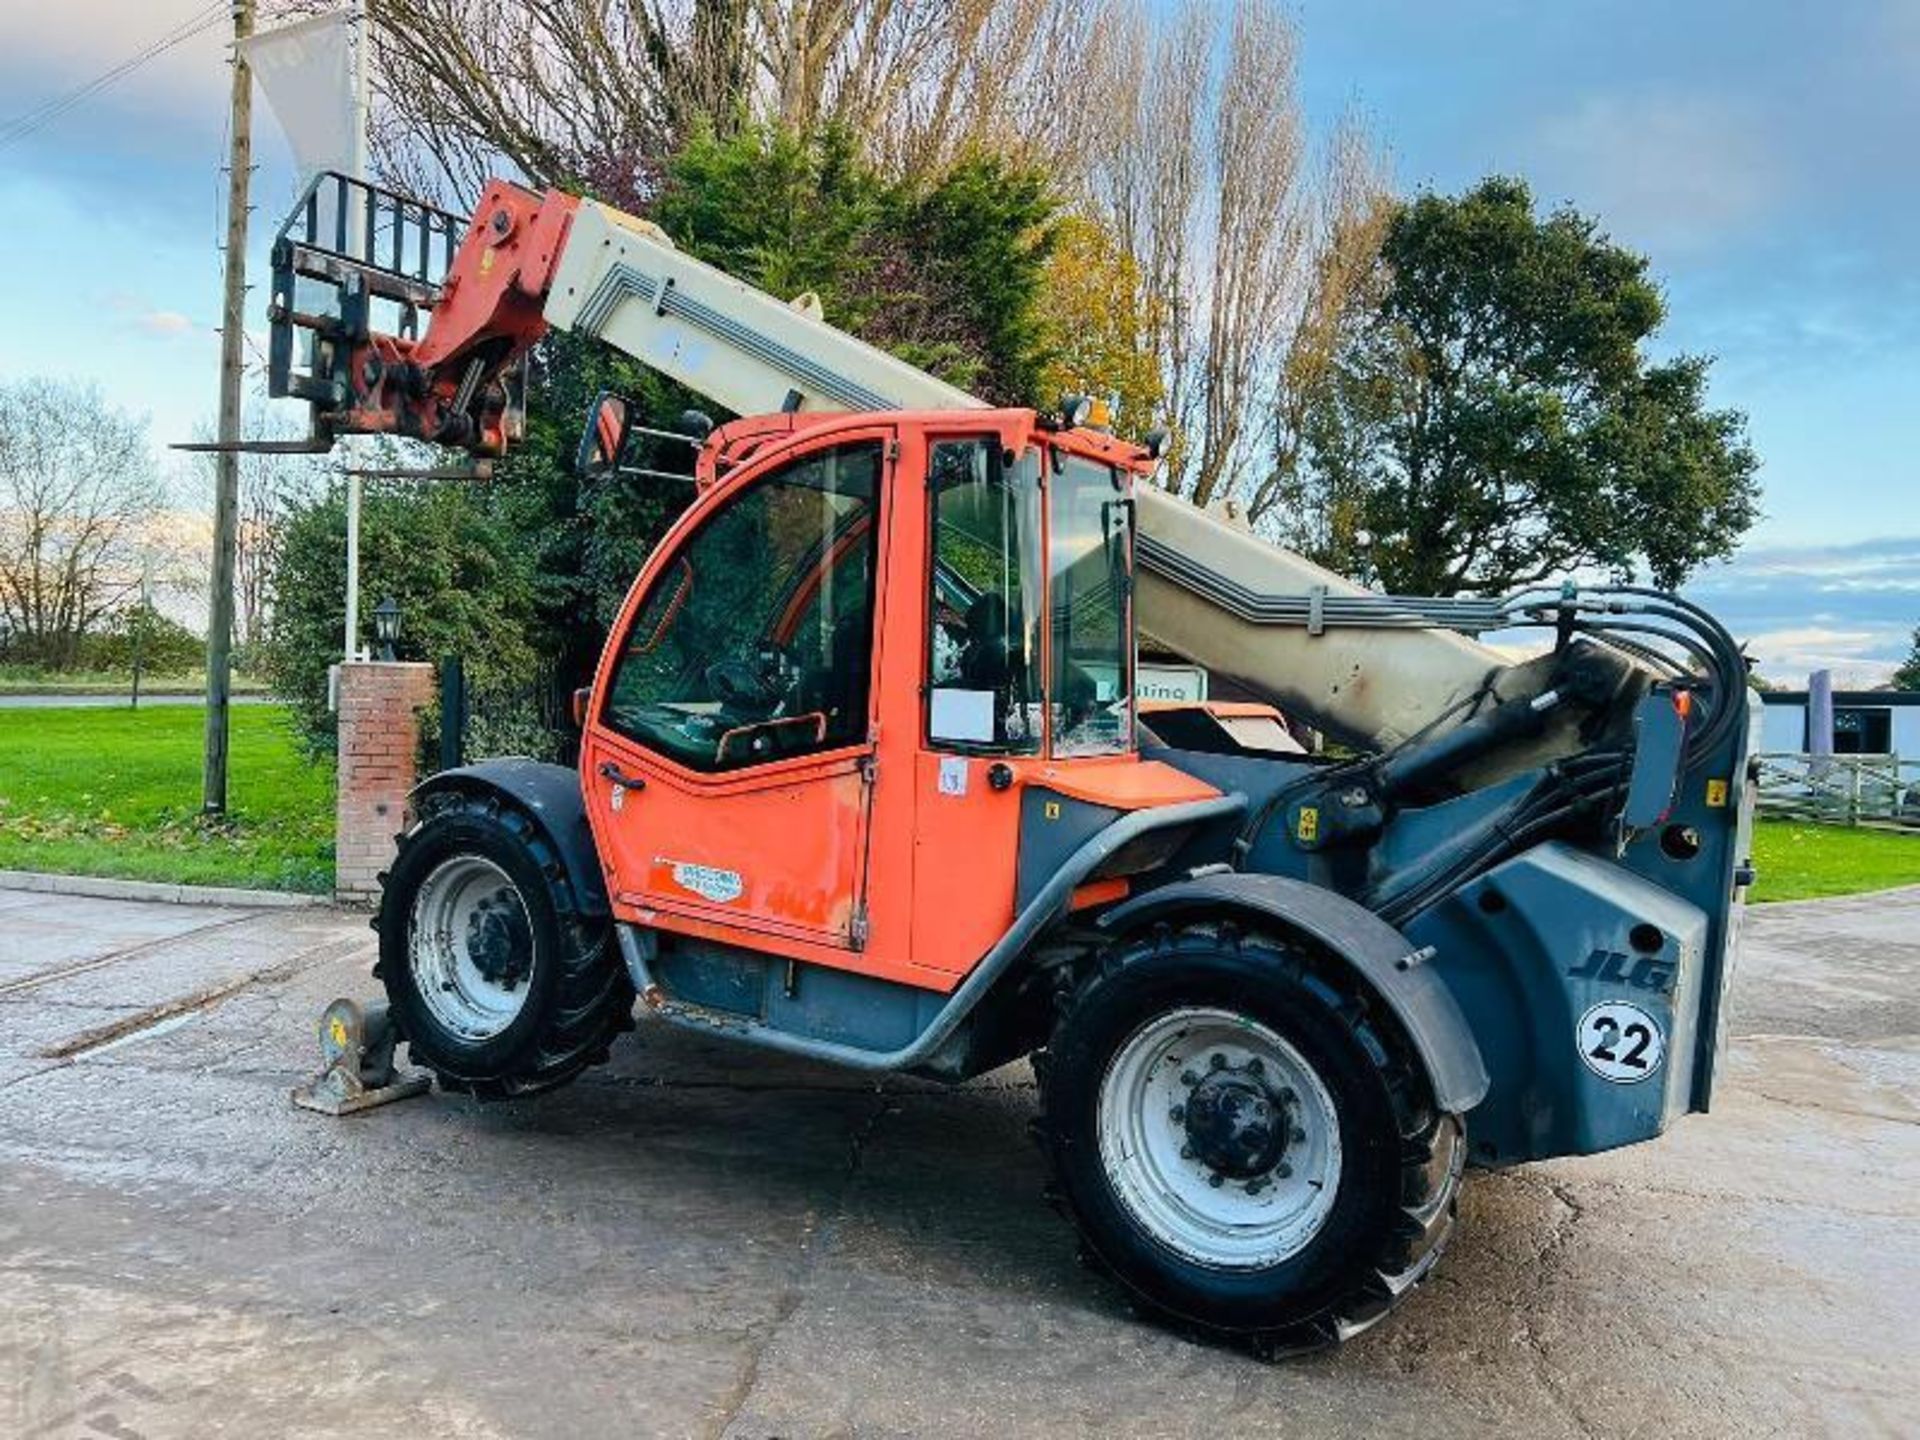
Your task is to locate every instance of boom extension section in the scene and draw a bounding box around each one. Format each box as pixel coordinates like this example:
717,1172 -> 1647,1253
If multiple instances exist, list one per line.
268,171 -> 985,457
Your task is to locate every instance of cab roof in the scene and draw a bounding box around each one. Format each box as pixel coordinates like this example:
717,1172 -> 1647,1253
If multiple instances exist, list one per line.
696,407 -> 1158,489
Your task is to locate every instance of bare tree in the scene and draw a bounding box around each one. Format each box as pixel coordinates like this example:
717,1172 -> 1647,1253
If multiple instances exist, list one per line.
1068,1 -> 1390,516
190,404 -> 330,652
1078,1 -> 1304,505
332,0 -> 1105,205
332,0 -> 1387,531
1075,0 -> 1204,466
1247,114 -> 1393,529
0,379 -> 160,668
848,0 -> 1105,177
1190,0 -> 1308,507
283,0 -> 690,205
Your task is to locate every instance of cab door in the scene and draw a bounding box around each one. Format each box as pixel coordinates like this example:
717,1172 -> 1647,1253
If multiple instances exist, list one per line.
904,437 -> 1169,980
907,437 -> 1049,978
581,430 -> 893,955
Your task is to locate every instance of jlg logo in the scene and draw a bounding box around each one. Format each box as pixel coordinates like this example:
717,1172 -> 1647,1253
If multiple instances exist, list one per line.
1567,948 -> 1676,995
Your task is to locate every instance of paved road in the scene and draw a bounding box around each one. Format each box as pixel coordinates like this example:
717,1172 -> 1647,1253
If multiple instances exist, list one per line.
1,885 -> 1914,1438
0,693 -> 272,709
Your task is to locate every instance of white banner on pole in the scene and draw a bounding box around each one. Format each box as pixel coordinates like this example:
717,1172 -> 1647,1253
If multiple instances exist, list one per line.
238,7 -> 371,661
237,8 -> 362,186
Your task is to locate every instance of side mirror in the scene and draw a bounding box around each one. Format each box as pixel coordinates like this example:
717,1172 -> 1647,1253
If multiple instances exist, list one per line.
575,390 -> 631,478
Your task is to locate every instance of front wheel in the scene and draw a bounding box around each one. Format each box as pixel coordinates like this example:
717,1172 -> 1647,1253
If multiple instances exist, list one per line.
376,789 -> 633,1099
1035,923 -> 1463,1351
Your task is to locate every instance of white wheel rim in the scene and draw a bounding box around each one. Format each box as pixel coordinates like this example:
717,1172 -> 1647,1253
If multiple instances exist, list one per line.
1096,1006 -> 1342,1270
408,855 -> 536,1041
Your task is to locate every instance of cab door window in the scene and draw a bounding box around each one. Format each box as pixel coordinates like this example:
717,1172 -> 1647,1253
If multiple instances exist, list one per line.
927,440 -> 1043,752
1049,452 -> 1133,757
604,442 -> 882,771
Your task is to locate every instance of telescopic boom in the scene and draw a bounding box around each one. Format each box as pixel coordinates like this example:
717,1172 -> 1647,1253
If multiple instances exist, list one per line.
264,171 -> 1597,755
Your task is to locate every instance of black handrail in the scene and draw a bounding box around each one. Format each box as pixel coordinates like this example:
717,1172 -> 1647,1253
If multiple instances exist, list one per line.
276,169 -> 466,279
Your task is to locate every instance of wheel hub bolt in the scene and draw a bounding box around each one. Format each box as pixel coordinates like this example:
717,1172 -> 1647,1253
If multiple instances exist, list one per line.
1291,1126 -> 1307,1143
1207,1173 -> 1224,1188
1209,1053 -> 1227,1070
1276,1162 -> 1293,1179
1169,1105 -> 1185,1123
1181,1069 -> 1199,1087
1180,1143 -> 1195,1160
1247,1057 -> 1263,1075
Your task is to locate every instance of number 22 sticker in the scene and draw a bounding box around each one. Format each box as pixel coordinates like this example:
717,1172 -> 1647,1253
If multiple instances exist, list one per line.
1577,1002 -> 1665,1084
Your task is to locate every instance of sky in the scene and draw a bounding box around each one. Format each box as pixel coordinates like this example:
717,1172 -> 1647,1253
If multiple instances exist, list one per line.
0,0 -> 1915,683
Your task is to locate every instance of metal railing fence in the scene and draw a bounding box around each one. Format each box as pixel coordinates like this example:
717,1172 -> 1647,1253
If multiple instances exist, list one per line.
1754,752 -> 1920,828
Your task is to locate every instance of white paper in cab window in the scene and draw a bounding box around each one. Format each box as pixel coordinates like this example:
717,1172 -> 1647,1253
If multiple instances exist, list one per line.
930,688 -> 996,743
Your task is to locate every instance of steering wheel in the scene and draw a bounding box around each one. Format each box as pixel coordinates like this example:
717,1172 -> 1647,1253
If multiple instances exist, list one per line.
705,655 -> 783,712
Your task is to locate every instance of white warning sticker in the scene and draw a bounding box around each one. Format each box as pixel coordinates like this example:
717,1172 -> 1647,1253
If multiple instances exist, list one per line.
665,861 -> 744,905
1577,1001 -> 1665,1084
938,755 -> 969,797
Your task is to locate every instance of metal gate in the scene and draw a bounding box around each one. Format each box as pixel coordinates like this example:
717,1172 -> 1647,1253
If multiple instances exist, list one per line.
437,655 -> 578,771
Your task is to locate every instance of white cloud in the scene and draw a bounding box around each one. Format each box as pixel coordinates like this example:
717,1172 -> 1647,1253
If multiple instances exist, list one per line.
100,293 -> 206,340
134,309 -> 196,337
1743,626 -> 1897,688
1684,536 -> 1920,684
0,1 -> 236,120
1533,92 -> 1782,252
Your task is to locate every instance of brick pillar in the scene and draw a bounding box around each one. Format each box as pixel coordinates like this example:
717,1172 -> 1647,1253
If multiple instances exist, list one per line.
335,661 -> 436,905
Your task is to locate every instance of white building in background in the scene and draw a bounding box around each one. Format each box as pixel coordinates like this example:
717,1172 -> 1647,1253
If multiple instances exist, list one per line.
1760,689 -> 1920,755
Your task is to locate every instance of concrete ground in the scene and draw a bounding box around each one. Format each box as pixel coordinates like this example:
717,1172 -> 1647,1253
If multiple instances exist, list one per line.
1,884 -> 1914,1439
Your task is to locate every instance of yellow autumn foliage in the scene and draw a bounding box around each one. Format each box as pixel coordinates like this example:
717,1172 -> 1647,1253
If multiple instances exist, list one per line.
1038,214 -> 1164,440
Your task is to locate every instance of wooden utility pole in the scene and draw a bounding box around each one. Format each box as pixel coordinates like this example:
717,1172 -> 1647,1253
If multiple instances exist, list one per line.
203,0 -> 255,815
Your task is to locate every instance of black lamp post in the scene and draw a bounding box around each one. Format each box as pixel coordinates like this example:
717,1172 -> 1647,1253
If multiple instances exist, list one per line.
373,596 -> 402,661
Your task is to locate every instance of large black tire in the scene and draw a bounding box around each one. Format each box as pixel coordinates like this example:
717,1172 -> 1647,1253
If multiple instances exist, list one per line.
375,789 -> 633,1099
1035,921 -> 1463,1352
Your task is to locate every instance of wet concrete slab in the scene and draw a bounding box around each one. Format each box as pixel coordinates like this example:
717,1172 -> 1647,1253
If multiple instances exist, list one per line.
1725,883 -> 1920,1043
0,890 -> 251,987
0,908 -> 366,1065
1,886 -> 1915,1437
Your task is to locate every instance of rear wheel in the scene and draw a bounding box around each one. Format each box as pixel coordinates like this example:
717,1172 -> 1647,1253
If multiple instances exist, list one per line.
376,790 -> 633,1099
1035,922 -> 1463,1351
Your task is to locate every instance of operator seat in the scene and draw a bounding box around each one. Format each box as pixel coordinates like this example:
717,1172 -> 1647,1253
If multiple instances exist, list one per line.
960,592 -> 1016,743
960,593 -> 1011,690
796,606 -> 873,747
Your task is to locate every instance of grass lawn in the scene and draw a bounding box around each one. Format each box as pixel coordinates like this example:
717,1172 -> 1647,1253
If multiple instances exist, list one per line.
1750,818 -> 1920,903
0,706 -> 1912,906
0,705 -> 332,893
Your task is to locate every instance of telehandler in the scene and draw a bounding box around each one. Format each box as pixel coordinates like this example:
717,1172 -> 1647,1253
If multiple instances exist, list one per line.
258,171 -> 1757,1349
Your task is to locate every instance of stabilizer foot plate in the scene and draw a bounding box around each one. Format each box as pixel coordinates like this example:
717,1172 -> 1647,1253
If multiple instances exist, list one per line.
291,997 -> 430,1117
